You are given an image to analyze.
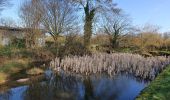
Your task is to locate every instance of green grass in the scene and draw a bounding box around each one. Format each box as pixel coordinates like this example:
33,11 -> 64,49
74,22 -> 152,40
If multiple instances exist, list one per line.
137,65 -> 170,100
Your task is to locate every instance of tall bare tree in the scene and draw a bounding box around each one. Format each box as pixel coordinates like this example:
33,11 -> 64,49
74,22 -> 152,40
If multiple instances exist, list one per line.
20,0 -> 43,48
41,0 -> 77,43
72,0 -> 120,49
104,14 -> 131,48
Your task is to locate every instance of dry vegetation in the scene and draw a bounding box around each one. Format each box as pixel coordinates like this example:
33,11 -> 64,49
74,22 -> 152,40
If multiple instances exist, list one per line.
50,53 -> 170,80
26,67 -> 44,75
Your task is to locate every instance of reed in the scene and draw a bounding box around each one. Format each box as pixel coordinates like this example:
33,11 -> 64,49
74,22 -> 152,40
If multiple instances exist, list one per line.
50,53 -> 170,80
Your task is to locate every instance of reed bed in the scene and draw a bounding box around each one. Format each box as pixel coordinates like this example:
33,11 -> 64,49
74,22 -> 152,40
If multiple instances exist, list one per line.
50,53 -> 170,80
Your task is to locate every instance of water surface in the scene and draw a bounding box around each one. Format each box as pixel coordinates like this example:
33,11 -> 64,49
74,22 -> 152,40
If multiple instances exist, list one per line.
0,70 -> 147,100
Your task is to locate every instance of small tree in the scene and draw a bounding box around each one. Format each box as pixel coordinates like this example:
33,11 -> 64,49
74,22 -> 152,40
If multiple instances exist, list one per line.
104,14 -> 131,49
20,0 -> 43,48
41,0 -> 77,43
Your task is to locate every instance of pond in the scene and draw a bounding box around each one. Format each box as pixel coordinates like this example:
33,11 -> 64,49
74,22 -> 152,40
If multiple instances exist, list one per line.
0,70 -> 147,100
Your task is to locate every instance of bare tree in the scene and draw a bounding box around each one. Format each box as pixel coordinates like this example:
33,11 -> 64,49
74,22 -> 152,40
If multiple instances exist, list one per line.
137,24 -> 161,50
20,0 -> 43,48
0,17 -> 17,27
104,14 -> 131,49
72,0 -> 120,49
41,0 -> 77,43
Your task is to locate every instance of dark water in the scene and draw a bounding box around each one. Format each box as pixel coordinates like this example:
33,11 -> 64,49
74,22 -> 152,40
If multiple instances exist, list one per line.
0,70 -> 147,100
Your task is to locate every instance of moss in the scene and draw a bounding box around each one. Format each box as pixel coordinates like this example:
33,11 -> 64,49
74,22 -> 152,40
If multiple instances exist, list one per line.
137,65 -> 170,100
26,67 -> 44,75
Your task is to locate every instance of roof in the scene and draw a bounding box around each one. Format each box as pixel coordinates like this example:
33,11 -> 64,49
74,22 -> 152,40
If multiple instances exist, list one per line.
0,26 -> 23,31
0,26 -> 46,33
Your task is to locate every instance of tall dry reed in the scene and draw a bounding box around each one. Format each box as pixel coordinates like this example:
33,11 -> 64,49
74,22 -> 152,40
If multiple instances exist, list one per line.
50,53 -> 170,80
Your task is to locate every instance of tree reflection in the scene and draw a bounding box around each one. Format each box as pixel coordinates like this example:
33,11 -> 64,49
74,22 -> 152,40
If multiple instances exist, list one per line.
0,72 -> 146,100
0,90 -> 12,100
23,73 -> 80,100
83,77 -> 94,100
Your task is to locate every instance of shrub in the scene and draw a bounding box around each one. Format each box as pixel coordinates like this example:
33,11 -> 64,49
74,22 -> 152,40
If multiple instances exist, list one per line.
11,38 -> 26,48
57,33 -> 90,58
0,46 -> 12,57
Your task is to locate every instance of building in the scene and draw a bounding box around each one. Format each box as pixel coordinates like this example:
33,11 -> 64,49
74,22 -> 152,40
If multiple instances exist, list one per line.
0,26 -> 46,47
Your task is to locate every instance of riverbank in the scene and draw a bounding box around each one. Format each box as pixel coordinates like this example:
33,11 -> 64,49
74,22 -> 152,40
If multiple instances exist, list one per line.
0,74 -> 45,92
0,58 -> 30,84
0,58 -> 45,84
0,46 -> 52,84
137,65 -> 170,100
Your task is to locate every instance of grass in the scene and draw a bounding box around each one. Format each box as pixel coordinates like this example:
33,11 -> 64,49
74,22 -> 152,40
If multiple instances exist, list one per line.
0,59 -> 28,73
159,51 -> 170,56
137,65 -> 170,100
0,59 -> 29,84
0,46 -> 52,84
0,73 -> 7,83
26,67 -> 44,75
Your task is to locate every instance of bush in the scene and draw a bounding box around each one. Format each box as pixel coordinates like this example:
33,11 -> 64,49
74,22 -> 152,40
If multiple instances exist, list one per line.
59,42 -> 89,57
45,34 -> 91,58
15,49 -> 35,58
0,46 -> 12,57
11,38 -> 26,48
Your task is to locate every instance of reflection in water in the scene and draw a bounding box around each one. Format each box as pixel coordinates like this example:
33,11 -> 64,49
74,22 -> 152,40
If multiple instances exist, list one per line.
0,70 -> 147,100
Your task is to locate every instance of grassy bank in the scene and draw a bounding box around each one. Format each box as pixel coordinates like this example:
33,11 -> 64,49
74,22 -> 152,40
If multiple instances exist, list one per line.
0,58 -> 45,84
0,46 -> 50,84
0,58 -> 30,83
137,65 -> 170,100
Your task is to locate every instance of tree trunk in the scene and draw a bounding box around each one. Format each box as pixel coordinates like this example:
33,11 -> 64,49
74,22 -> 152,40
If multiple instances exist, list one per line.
111,32 -> 119,49
83,2 -> 95,50
111,38 -> 117,48
84,16 -> 93,50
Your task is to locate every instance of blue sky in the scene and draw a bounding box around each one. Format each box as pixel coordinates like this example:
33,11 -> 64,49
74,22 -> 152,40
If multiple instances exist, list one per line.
115,0 -> 170,32
0,0 -> 170,32
0,0 -> 23,23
